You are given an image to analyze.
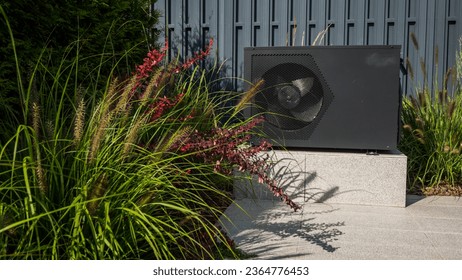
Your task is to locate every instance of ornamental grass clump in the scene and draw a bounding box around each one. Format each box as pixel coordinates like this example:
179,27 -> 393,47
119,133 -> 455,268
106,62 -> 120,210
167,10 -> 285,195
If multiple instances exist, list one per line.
0,13 -> 297,258
399,36 -> 462,194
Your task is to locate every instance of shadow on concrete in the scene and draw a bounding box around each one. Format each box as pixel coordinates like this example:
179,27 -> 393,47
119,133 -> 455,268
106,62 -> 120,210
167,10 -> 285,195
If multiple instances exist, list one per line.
269,155 -> 348,204
405,195 -> 426,206
261,212 -> 344,253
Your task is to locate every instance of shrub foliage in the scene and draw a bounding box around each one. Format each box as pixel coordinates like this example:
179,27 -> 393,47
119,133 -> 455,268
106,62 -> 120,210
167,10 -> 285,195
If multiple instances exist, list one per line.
0,1 -> 159,140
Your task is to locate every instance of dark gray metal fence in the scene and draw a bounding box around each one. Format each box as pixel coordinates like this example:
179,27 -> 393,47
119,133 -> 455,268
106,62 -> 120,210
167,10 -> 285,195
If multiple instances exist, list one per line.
154,0 -> 462,93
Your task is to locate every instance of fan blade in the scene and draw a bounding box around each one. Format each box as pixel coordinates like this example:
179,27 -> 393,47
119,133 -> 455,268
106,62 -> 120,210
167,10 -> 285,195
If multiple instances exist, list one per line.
274,75 -> 287,85
290,93 -> 323,123
266,103 -> 299,128
292,77 -> 314,97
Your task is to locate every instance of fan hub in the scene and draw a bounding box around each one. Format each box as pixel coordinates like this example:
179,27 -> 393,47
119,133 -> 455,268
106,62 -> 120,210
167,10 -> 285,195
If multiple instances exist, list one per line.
278,86 -> 301,109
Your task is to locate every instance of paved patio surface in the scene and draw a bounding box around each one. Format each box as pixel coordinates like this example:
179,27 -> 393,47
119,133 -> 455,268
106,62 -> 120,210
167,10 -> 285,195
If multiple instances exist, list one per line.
219,195 -> 462,259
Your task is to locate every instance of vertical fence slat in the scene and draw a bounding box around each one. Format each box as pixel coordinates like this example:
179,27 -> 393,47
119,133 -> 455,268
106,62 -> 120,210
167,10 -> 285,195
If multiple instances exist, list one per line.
155,0 -> 460,94
346,0 -> 367,45
269,0 -> 289,46
326,0 -> 347,45
289,0 -> 309,46
233,0 -> 252,89
307,0 -> 328,45
446,0 -> 461,94
166,0 -> 183,58
405,0 -> 428,91
252,0 -> 271,47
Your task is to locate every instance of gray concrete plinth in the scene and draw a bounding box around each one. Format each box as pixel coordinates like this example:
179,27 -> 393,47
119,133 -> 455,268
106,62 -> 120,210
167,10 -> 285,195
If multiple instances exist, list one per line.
234,149 -> 407,207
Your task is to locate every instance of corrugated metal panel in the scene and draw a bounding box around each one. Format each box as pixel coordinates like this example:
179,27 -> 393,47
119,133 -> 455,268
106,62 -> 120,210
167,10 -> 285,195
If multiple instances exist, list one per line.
154,0 -> 462,93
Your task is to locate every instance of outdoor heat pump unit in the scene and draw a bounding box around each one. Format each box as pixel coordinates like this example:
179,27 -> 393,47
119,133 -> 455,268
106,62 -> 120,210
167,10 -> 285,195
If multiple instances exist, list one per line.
243,46 -> 402,151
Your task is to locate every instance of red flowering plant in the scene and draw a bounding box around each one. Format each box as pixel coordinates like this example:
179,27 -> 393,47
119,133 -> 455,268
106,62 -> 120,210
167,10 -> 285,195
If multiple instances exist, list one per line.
125,39 -> 214,123
169,117 -> 301,211
125,39 -> 300,212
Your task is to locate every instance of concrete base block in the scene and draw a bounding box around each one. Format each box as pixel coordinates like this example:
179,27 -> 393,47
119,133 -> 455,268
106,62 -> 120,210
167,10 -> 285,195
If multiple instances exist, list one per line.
234,149 -> 407,207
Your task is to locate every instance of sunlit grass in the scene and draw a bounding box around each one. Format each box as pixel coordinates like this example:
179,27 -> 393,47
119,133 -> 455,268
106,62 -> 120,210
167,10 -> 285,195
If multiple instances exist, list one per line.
0,25 -> 241,259
399,36 -> 462,194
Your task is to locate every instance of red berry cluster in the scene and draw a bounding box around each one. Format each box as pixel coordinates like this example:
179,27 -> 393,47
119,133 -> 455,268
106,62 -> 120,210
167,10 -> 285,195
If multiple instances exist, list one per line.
148,93 -> 184,122
134,41 -> 169,89
171,117 -> 300,211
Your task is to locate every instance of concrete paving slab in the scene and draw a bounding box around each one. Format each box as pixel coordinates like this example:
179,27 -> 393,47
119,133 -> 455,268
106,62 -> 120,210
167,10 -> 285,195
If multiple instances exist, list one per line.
323,243 -> 442,260
406,205 -> 462,219
423,232 -> 462,259
412,217 -> 462,234
219,195 -> 462,260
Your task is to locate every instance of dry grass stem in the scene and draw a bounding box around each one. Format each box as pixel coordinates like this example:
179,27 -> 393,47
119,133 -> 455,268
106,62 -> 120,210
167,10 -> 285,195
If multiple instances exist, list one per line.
235,79 -> 265,113
106,77 -> 119,106
89,111 -> 113,162
444,68 -> 452,91
115,76 -> 137,114
140,69 -> 163,107
36,159 -> 47,194
292,16 -> 297,46
420,57 -> 427,77
158,125 -> 192,153
74,99 -> 85,146
410,32 -> 419,50
447,100 -> 456,118
312,24 -> 331,46
87,173 -> 108,216
406,57 -> 415,81
434,45 -> 439,67
122,116 -> 145,157
32,102 -> 40,137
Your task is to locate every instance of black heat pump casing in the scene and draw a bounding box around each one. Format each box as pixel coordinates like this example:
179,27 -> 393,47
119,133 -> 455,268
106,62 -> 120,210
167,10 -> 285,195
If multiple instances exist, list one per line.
244,46 -> 402,151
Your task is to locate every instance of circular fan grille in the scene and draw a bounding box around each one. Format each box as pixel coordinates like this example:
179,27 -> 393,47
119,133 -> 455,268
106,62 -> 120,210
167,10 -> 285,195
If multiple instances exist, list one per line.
256,63 -> 324,130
